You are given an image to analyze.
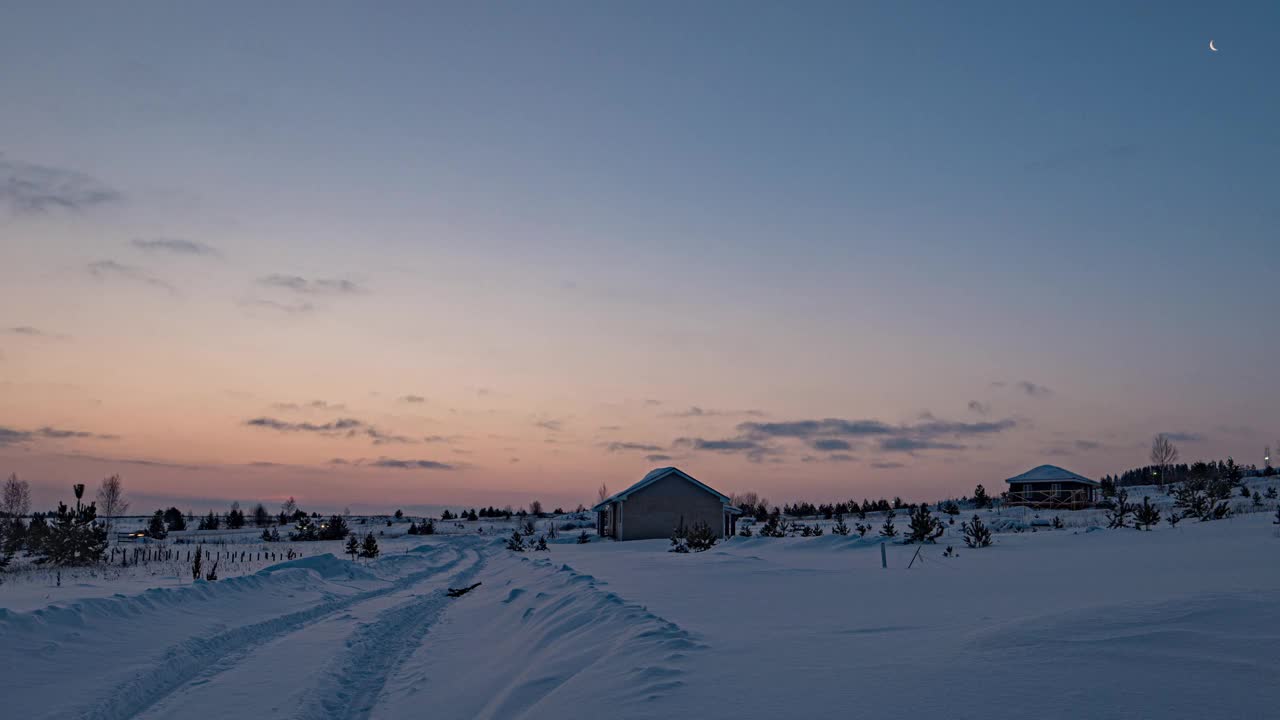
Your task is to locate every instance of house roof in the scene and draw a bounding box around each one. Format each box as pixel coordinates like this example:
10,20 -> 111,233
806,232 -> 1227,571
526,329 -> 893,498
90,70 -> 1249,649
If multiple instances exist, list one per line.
592,467 -> 737,512
1004,464 -> 1098,486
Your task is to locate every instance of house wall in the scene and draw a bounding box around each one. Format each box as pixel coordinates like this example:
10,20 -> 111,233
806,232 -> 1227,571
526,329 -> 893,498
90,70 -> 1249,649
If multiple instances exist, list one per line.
617,473 -> 726,541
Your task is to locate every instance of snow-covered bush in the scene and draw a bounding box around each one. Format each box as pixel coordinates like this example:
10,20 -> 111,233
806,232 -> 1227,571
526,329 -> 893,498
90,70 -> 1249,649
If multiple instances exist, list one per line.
533,535 -> 549,551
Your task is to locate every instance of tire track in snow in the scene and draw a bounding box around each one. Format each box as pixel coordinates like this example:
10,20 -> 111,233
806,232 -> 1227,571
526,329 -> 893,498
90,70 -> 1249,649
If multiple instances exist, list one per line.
74,545 -> 467,720
297,546 -> 487,720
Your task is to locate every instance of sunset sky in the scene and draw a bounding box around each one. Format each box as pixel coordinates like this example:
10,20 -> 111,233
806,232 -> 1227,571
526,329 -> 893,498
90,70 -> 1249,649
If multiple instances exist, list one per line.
2,2 -> 1277,514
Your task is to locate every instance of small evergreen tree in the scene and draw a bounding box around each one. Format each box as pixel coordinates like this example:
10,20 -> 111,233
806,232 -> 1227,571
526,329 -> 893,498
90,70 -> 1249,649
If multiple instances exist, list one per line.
878,510 -> 898,538
1134,496 -> 1161,530
43,493 -> 109,566
738,523 -> 753,537
505,530 -> 526,552
421,518 -> 435,535
191,545 -> 203,580
1051,516 -> 1064,530
972,484 -> 991,509
831,515 -> 851,536
685,520 -> 717,552
1167,512 -> 1181,528
345,534 -> 360,560
962,515 -> 992,548
290,516 -> 319,541
359,533 -> 380,558
407,521 -> 419,535
1106,489 -> 1134,529
533,535 -> 549,551
577,530 -> 591,544
905,504 -> 943,544
148,510 -> 169,539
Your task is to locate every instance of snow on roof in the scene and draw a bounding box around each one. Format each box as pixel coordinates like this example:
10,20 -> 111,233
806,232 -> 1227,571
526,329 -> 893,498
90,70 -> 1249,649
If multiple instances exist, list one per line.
1004,464 -> 1098,486
592,467 -> 735,511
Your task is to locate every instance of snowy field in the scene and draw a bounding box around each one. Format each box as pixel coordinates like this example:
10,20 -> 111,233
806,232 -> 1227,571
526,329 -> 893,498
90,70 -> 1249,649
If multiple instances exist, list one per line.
2,487 -> 1278,719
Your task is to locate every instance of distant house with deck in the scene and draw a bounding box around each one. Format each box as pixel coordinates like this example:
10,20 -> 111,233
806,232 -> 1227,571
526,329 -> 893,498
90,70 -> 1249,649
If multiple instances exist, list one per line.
1004,464 -> 1099,509
593,467 -> 742,541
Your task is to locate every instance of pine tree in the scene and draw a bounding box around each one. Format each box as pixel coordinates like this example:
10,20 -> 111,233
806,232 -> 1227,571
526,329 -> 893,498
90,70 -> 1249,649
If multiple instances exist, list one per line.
879,510 -> 898,538
533,535 -> 549,551
577,530 -> 591,544
962,515 -> 992,548
163,507 -> 186,532
191,545 -> 203,580
421,519 -> 435,535
685,520 -> 717,551
290,516 -> 319,541
148,510 -> 168,539
972,484 -> 991,509
832,515 -> 851,536
43,492 -> 109,566
1106,489 -> 1135,529
505,530 -> 526,552
359,533 -> 380,559
345,535 -> 360,560
905,504 -> 943,544
1134,496 -> 1161,530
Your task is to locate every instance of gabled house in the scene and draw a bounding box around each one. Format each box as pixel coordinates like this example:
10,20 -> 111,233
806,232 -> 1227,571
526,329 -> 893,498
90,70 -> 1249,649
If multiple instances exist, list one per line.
593,467 -> 741,541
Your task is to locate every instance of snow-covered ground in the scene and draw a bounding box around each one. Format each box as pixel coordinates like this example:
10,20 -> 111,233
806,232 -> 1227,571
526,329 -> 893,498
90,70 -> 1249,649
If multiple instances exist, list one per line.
2,487 -> 1278,719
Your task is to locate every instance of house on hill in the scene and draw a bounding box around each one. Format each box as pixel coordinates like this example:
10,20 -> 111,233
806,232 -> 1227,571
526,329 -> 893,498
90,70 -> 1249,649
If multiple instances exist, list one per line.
1004,464 -> 1099,509
593,467 -> 742,541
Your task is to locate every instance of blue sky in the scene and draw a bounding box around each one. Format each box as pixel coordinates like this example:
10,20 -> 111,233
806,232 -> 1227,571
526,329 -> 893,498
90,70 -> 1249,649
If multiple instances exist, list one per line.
1,2 -> 1277,511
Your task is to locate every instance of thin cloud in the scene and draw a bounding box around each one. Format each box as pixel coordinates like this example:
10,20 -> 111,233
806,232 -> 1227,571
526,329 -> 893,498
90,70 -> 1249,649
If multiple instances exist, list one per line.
645,454 -> 672,462
87,260 -> 177,295
400,395 -> 427,404
870,461 -> 905,470
241,298 -> 317,315
736,414 -> 1017,458
605,441 -> 665,453
245,417 -> 364,433
0,155 -> 121,213
258,274 -> 366,296
131,238 -> 220,257
272,400 -> 346,412
1017,381 -> 1052,397
661,406 -> 766,418
535,419 -> 564,432
968,400 -> 990,415
370,457 -> 455,471
1161,432 -> 1207,443
56,453 -> 204,471
879,437 -> 964,453
6,326 -> 67,340
244,416 -> 424,446
0,425 -> 118,446
671,436 -> 778,463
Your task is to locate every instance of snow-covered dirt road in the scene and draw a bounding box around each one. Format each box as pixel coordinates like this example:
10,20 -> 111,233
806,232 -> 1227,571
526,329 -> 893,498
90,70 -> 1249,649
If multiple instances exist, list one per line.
4,508 -> 1279,719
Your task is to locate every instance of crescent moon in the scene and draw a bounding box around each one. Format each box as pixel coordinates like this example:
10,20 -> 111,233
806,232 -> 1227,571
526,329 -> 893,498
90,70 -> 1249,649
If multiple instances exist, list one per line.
1209,40 -> 1217,51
